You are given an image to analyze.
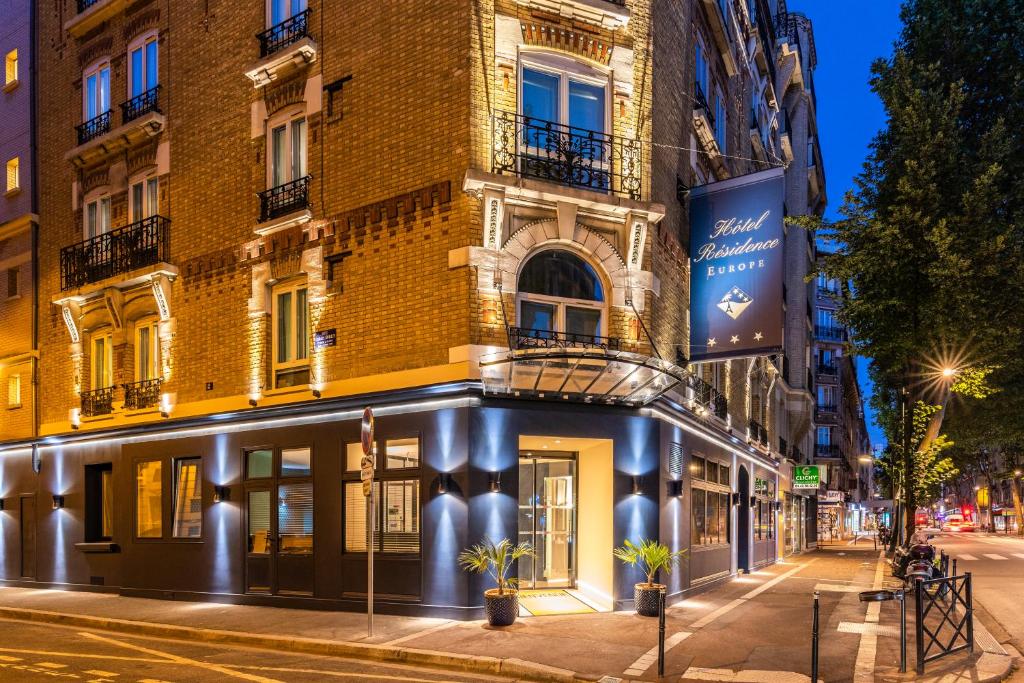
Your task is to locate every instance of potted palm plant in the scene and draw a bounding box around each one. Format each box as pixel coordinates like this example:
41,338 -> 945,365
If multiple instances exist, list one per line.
614,538 -> 687,617
458,537 -> 535,627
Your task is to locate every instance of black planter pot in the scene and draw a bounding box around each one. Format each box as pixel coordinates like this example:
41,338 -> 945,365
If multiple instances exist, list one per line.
634,583 -> 665,617
484,589 -> 519,626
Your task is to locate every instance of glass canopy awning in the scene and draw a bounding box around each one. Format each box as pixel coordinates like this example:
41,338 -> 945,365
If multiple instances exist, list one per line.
479,345 -> 688,407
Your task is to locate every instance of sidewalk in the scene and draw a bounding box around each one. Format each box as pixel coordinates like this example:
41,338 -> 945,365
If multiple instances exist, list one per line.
0,546 -> 1015,682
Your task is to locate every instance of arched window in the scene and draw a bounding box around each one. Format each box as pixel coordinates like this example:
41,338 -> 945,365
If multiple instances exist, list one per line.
517,249 -> 605,339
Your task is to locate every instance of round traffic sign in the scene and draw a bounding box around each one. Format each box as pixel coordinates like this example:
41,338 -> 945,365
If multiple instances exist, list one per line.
361,407 -> 374,455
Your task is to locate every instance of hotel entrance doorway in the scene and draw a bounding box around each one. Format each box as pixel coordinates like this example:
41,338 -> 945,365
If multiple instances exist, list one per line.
518,452 -> 577,589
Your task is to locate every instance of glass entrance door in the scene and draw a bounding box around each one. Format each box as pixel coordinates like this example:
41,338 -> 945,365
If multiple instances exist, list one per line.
518,453 -> 577,589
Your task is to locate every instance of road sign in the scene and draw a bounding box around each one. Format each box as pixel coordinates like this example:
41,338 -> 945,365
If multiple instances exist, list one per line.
794,465 -> 820,489
360,407 -> 374,455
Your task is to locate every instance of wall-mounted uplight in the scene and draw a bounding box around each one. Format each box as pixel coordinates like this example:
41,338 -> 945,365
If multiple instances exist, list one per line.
311,388 -> 322,399
70,408 -> 81,430
52,495 -> 65,510
631,475 -> 643,496
436,473 -> 455,496
0,498 -> 5,511
160,393 -> 173,419
488,472 -> 501,493
248,397 -> 259,407
749,495 -> 757,508
731,492 -> 741,507
666,480 -> 683,498
213,485 -> 230,503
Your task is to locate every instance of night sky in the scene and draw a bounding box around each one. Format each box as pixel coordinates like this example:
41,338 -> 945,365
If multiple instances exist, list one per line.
790,1 -> 904,450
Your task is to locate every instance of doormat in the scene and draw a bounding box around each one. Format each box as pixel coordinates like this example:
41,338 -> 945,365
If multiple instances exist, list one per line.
519,590 -> 596,616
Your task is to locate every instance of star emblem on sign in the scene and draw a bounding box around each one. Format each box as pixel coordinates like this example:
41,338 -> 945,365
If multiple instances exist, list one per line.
754,331 -> 763,341
707,338 -> 717,347
730,335 -> 740,344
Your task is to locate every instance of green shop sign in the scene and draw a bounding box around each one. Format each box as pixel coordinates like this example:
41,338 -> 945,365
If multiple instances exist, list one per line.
793,466 -> 820,489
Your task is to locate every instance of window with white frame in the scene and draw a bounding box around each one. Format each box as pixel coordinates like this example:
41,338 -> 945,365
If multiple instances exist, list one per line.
135,318 -> 161,382
817,385 -> 837,409
5,157 -> 17,193
84,193 -> 111,239
83,59 -> 111,122
268,114 -> 307,190
7,373 -> 21,408
268,0 -> 308,28
129,174 -> 159,222
92,330 -> 114,389
272,280 -> 310,388
127,33 -> 158,99
516,249 -> 606,340
4,49 -> 16,86
520,54 -> 608,134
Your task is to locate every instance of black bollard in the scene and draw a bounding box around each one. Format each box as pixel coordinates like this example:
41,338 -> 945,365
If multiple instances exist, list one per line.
953,558 -> 957,577
812,591 -> 820,682
898,589 -> 907,673
658,589 -> 667,677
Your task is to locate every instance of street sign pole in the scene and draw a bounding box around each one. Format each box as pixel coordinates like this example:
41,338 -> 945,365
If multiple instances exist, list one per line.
360,407 -> 375,638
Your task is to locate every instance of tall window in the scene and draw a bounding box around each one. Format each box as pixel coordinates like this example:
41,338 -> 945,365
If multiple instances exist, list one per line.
130,176 -> 159,222
690,455 -> 732,546
272,280 -> 309,388
7,267 -> 18,298
7,373 -> 20,408
4,49 -> 16,85
694,38 -> 708,98
85,195 -> 111,239
269,0 -> 307,27
817,426 -> 831,446
269,116 -> 307,189
172,458 -> 202,538
517,250 -> 605,340
136,460 -> 162,538
521,59 -> 607,134
91,331 -> 113,389
128,33 -> 158,98
713,85 -> 727,152
817,308 -> 836,329
817,385 -> 836,408
135,319 -> 161,382
83,60 -> 111,121
5,157 -> 17,193
344,438 -> 421,554
85,463 -> 113,542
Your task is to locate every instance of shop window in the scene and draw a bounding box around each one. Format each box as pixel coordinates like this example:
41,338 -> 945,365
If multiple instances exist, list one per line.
7,373 -> 20,408
343,480 -> 420,554
5,157 -> 18,193
83,59 -> 111,122
272,280 -> 310,388
127,32 -> 158,99
129,175 -> 159,223
690,455 -> 731,547
690,455 -> 706,480
517,250 -> 606,341
136,460 -> 162,538
345,442 -> 363,471
85,463 -> 113,542
246,448 -> 274,479
385,438 -> 419,469
135,318 -> 161,382
281,447 -> 311,477
278,481 -> 313,554
4,49 -> 16,86
91,330 -> 113,390
7,267 -> 18,298
172,458 -> 202,538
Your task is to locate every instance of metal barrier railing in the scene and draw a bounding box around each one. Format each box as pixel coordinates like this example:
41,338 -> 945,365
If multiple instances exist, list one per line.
914,573 -> 974,674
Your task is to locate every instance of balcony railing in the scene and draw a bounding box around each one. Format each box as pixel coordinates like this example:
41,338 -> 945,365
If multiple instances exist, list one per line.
509,327 -> 623,352
77,111 -> 112,145
124,378 -> 163,411
491,110 -> 642,200
121,85 -> 161,123
688,375 -> 728,420
816,362 -> 838,377
778,437 -> 788,457
791,445 -> 804,462
815,404 -> 838,422
60,215 -> 170,291
816,444 -> 841,460
693,81 -> 715,129
815,325 -> 846,342
258,9 -> 311,58
80,387 -> 114,417
258,175 -> 311,222
77,0 -> 101,12
749,420 -> 769,447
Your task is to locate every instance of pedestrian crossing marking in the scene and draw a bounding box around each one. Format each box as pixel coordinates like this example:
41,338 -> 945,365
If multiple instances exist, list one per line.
34,662 -> 69,669
0,656 -> 22,662
958,554 -> 978,561
1013,553 -> 1024,560
84,671 -> 120,677
983,554 -> 1008,560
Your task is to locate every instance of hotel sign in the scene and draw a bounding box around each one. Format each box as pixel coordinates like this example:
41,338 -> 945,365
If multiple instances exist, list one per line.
794,465 -> 821,490
689,168 -> 785,362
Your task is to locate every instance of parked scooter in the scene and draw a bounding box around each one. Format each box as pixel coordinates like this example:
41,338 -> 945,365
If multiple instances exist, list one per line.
891,532 -> 944,588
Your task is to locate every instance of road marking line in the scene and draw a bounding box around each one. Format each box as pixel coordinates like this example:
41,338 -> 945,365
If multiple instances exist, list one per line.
0,647 -> 163,664
79,632 -> 282,683
1014,554 -> 1024,560
380,619 -> 458,646
741,560 -> 818,600
0,656 -> 22,662
225,664 -> 502,682
621,631 -> 692,676
681,666 -> 813,682
957,554 -> 979,561
83,671 -> 119,677
838,621 -> 901,637
813,583 -> 870,593
983,554 -> 1007,560
853,551 -> 885,682
690,598 -> 747,629
34,662 -> 69,669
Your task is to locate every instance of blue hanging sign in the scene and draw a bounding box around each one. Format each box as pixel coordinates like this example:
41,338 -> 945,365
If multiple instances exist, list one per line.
689,168 -> 786,362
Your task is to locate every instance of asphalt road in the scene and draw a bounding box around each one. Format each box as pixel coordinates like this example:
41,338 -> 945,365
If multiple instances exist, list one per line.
0,619 -> 507,683
931,530 -> 1024,660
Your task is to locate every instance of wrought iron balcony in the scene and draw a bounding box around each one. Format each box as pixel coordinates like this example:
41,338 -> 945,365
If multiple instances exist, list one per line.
689,375 -> 729,420
259,175 -> 311,223
491,110 -> 642,200
816,362 -> 838,377
80,387 -> 114,417
815,404 -> 839,422
258,10 -> 310,58
693,81 -> 715,129
509,327 -> 623,352
749,420 -> 769,447
60,215 -> 170,291
124,378 -> 162,411
815,325 -> 846,342
815,443 -> 841,460
121,85 -> 161,123
77,0 -> 101,11
77,111 -> 112,145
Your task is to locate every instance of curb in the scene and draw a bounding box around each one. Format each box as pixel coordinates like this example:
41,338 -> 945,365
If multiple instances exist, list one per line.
0,606 -> 594,682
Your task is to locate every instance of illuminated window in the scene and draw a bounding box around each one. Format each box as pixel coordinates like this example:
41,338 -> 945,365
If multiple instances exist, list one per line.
5,158 -> 17,193
85,463 -> 113,542
7,373 -> 20,407
690,455 -> 731,546
135,318 -> 161,382
281,447 -> 311,477
272,280 -> 309,388
172,458 -> 202,538
268,115 -> 307,189
385,438 -> 419,469
85,194 -> 111,239
136,460 -> 162,538
268,0 -> 307,28
344,480 -> 420,554
279,481 -> 313,554
517,249 -> 606,341
91,331 -> 113,389
83,59 -> 111,121
129,175 -> 159,222
4,49 -> 16,85
127,32 -> 158,98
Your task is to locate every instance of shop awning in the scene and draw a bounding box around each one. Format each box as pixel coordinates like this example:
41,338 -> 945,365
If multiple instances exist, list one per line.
479,346 -> 687,406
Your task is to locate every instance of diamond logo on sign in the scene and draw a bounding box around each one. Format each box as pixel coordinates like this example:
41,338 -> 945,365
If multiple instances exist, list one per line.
717,286 -> 753,320
794,465 -> 820,489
